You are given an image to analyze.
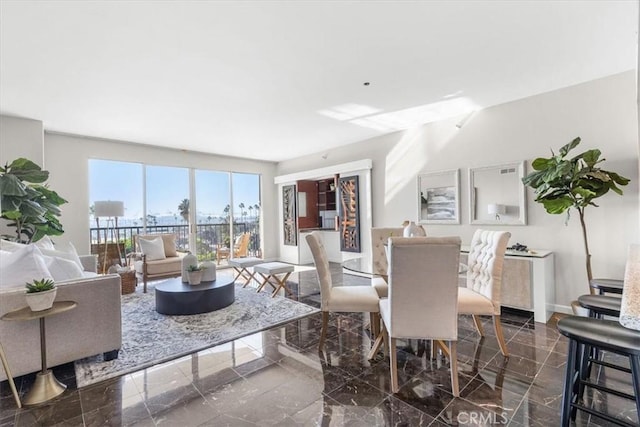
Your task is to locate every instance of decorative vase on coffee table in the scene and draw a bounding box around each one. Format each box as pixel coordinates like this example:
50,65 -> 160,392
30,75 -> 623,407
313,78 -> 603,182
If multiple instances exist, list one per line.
202,260 -> 216,281
181,252 -> 198,282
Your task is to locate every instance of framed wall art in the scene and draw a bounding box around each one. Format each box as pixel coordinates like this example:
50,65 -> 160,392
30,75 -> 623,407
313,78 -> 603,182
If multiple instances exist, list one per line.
282,184 -> 297,245
418,169 -> 460,224
337,175 -> 361,252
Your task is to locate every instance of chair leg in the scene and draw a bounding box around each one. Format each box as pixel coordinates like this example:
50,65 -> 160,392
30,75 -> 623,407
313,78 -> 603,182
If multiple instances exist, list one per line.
561,339 -> 579,426
389,337 -> 399,393
318,311 -> 329,351
449,341 -> 459,397
435,340 -> 451,359
472,315 -> 485,336
493,315 -> 509,357
367,333 -> 384,360
369,312 -> 380,340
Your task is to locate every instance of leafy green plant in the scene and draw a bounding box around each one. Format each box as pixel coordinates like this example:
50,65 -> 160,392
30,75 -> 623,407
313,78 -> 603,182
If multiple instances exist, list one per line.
0,158 -> 67,243
522,137 -> 630,290
25,278 -> 56,293
187,264 -> 203,272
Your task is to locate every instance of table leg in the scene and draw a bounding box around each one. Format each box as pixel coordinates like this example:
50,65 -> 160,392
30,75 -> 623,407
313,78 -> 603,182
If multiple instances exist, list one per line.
22,318 -> 66,406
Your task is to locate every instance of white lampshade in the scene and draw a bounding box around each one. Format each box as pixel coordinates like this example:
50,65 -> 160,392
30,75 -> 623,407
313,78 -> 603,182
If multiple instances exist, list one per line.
487,204 -> 506,215
94,201 -> 124,217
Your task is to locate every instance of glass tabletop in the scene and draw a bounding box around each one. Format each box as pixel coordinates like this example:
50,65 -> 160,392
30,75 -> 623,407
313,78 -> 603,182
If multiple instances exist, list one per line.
342,257 -> 468,277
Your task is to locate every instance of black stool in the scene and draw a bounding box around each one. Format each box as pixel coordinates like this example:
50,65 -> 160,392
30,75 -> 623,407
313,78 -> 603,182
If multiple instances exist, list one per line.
590,278 -> 624,295
578,294 -> 622,318
577,294 -> 624,394
558,316 -> 640,426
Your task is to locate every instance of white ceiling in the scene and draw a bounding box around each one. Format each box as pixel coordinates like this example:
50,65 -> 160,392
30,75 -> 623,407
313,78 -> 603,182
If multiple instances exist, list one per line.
1,1 -> 637,162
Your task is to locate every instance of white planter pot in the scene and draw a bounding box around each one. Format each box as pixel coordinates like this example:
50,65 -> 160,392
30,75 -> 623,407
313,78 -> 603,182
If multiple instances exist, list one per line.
26,288 -> 57,312
187,270 -> 203,285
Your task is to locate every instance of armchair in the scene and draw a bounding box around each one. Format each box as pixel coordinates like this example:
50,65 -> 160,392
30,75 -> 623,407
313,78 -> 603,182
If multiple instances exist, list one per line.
217,232 -> 250,265
130,233 -> 186,292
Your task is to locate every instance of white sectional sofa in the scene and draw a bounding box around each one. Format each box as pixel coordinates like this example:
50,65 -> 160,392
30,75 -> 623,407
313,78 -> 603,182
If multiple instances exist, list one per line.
0,246 -> 122,381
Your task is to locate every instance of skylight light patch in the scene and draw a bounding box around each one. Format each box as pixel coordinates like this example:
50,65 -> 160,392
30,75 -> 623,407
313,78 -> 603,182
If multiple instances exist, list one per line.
318,97 -> 478,132
317,103 -> 382,121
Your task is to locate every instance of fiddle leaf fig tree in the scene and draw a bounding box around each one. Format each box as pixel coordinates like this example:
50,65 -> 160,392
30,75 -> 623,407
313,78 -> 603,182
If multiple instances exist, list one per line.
0,158 -> 68,243
522,137 -> 630,292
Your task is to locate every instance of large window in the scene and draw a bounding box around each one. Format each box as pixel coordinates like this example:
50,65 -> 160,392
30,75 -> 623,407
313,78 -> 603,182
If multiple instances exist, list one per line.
89,159 -> 261,266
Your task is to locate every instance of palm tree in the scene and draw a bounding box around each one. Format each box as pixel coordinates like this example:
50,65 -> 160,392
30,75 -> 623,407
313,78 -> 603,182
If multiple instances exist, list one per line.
223,204 -> 230,224
238,203 -> 245,223
178,199 -> 189,223
248,205 -> 253,220
253,204 -> 260,224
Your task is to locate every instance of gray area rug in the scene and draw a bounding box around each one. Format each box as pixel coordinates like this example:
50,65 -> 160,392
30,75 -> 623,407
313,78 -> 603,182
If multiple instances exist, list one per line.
74,283 -> 319,388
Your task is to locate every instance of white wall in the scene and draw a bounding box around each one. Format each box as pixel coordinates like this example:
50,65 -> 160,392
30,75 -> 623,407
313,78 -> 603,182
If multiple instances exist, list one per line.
0,115 -> 44,167
277,71 -> 640,311
0,115 -> 45,239
43,133 -> 279,258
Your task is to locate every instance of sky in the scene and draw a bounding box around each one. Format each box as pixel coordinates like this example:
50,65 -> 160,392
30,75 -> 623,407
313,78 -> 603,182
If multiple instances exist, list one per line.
89,159 -> 260,223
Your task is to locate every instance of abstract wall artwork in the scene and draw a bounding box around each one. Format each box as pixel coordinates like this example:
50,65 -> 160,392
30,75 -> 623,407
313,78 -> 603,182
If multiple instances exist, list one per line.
338,175 -> 360,252
418,169 -> 460,224
283,184 -> 297,245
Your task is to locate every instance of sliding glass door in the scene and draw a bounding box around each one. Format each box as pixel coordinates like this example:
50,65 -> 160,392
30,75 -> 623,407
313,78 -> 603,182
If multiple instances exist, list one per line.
232,173 -> 261,257
89,160 -> 261,266
195,170 -> 230,261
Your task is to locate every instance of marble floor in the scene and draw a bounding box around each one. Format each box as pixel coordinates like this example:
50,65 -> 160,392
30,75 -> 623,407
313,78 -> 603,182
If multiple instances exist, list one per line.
0,266 -> 637,426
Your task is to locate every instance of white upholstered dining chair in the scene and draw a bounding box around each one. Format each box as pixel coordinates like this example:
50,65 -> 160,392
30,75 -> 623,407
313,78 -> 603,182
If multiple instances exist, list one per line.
370,227 -> 404,298
305,232 -> 381,351
371,236 -> 462,395
458,229 -> 511,356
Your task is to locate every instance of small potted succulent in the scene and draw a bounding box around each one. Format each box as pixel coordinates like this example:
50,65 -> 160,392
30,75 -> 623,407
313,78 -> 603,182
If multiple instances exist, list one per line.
186,264 -> 204,285
25,278 -> 57,311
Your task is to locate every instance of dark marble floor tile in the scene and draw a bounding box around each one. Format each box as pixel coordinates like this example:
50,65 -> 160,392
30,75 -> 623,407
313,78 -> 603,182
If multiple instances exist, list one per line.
435,396 -> 511,426
378,395 -> 438,426
79,375 -> 140,414
13,391 -> 83,426
510,397 -> 562,426
325,376 -> 388,409
484,353 -> 543,382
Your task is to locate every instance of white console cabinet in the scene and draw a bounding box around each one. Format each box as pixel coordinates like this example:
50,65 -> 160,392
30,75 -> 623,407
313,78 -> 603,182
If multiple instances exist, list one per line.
460,247 -> 555,323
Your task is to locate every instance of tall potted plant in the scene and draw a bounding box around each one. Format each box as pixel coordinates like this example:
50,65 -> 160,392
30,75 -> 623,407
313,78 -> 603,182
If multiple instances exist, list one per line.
0,158 -> 67,243
522,137 -> 630,294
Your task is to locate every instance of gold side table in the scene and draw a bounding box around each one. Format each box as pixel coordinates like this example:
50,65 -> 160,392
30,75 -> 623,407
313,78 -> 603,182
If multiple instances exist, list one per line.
1,301 -> 77,406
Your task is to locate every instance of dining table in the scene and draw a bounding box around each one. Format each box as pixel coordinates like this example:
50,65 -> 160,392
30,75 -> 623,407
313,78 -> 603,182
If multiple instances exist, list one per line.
342,257 -> 468,281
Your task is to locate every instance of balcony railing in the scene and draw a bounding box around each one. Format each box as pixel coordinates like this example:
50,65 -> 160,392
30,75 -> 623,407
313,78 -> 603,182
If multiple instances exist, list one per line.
90,222 -> 261,261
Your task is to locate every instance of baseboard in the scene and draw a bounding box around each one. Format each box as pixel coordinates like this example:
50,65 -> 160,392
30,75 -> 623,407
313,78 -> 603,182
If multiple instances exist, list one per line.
550,304 -> 573,315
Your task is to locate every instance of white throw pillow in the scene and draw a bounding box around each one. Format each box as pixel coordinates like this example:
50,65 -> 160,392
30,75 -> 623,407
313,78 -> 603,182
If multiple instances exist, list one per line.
138,236 -> 166,261
34,235 -> 55,251
44,255 -> 84,282
0,240 -> 26,252
0,245 -> 53,290
39,242 -> 83,270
